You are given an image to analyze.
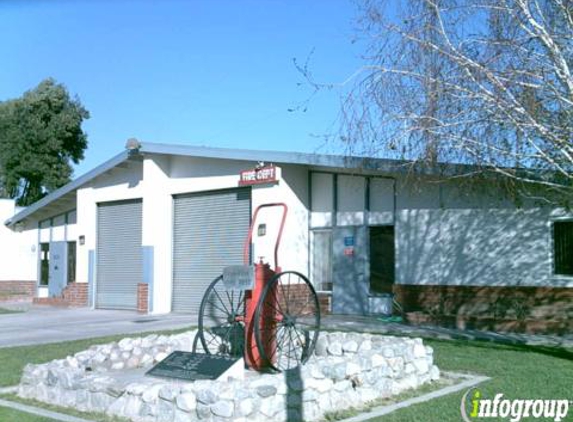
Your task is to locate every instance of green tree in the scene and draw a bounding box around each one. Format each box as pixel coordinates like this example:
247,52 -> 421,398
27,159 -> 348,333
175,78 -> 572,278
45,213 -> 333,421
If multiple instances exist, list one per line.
0,78 -> 89,205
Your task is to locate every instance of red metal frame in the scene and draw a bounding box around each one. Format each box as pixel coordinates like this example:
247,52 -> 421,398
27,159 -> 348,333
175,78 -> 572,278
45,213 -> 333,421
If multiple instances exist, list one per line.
243,202 -> 288,270
242,203 -> 288,370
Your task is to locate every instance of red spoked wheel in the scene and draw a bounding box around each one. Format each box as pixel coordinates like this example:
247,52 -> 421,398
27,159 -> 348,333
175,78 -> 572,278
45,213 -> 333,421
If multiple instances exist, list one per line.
254,271 -> 321,372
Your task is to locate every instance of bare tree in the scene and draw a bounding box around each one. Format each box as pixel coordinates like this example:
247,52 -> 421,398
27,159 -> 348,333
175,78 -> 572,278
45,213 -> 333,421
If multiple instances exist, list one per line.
318,0 -> 573,202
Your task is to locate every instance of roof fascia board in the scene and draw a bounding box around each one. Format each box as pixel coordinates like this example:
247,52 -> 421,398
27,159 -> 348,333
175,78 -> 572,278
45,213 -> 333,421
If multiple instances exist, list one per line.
139,142 -> 476,176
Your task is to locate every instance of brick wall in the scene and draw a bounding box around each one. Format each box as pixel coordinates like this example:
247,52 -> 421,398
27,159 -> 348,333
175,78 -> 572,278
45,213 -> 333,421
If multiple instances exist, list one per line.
395,284 -> 573,335
318,292 -> 331,315
0,281 -> 36,302
137,283 -> 148,314
273,283 -> 331,317
34,283 -> 89,307
62,283 -> 89,307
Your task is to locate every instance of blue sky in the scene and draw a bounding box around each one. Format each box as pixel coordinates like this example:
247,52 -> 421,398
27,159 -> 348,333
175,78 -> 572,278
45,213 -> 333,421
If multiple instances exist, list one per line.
0,0 -> 364,177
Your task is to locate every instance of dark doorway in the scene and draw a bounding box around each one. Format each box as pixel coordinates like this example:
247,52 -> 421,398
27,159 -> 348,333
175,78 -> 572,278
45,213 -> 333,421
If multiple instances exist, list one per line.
40,243 -> 50,286
67,241 -> 77,284
369,226 -> 395,294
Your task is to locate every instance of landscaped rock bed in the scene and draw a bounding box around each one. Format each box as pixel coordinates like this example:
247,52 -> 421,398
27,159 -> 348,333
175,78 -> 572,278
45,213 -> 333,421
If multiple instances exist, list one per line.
18,330 -> 439,421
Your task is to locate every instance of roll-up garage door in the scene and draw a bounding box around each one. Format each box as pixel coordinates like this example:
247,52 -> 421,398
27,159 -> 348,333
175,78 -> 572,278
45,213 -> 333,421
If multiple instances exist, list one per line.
172,188 -> 251,313
96,199 -> 142,310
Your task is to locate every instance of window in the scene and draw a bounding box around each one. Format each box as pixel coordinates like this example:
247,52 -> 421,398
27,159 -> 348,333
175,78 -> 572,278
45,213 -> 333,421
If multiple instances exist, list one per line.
40,243 -> 49,286
67,241 -> 77,284
337,175 -> 365,225
554,221 -> 573,276
311,230 -> 332,291
310,172 -> 334,228
369,226 -> 395,294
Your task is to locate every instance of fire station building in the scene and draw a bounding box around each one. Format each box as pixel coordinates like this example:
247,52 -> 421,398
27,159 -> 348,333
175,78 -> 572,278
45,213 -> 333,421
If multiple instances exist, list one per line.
2,141 -> 572,333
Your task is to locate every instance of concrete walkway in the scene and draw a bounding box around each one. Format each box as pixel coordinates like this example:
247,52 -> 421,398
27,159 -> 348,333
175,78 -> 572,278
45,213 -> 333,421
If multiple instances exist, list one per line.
1,303 -> 572,351
0,304 -> 196,348
321,314 -> 573,350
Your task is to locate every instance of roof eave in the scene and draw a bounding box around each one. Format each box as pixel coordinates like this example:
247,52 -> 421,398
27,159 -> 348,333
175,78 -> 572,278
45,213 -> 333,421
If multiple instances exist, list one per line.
4,151 -> 130,227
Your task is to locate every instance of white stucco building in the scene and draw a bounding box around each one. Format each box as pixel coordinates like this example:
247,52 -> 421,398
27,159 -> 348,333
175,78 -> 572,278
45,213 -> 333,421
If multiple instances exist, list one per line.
2,141 -> 572,333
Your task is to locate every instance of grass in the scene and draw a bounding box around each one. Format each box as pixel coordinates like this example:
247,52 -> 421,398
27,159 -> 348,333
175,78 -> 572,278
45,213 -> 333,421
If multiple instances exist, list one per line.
0,405 -> 55,421
0,329 -> 571,421
0,326 -> 193,387
364,339 -> 573,422
324,375 -> 458,421
0,308 -> 21,315
1,393 -> 129,422
0,326 -> 194,422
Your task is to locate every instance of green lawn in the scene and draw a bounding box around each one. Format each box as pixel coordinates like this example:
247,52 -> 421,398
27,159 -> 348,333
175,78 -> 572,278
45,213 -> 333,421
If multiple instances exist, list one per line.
0,332 -> 571,422
366,340 -> 573,422
0,327 -> 193,422
0,327 -> 193,387
0,405 -> 55,421
0,308 -> 21,315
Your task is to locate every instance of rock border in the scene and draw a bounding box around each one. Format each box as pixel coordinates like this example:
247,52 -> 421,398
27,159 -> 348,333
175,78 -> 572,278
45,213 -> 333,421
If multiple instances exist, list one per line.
19,330 -> 440,422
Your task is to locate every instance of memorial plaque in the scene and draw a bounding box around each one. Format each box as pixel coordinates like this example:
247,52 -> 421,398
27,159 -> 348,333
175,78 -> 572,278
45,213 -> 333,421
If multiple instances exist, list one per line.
146,352 -> 242,382
223,265 -> 255,291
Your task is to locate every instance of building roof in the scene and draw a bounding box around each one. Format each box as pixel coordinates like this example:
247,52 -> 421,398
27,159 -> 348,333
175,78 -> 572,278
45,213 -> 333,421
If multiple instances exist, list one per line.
4,141 -> 468,228
4,151 -> 129,227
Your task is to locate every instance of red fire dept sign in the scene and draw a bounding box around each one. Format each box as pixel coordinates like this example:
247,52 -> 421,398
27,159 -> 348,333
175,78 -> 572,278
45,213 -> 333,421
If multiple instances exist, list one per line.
239,165 -> 278,186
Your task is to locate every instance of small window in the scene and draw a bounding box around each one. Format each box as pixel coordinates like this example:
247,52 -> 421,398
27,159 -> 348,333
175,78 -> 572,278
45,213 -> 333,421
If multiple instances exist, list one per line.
554,221 -> 573,276
67,210 -> 77,225
311,230 -> 333,291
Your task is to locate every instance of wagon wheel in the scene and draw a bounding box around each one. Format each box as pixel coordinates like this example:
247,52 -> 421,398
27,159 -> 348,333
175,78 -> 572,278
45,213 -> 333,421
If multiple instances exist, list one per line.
198,275 -> 246,357
254,271 -> 320,372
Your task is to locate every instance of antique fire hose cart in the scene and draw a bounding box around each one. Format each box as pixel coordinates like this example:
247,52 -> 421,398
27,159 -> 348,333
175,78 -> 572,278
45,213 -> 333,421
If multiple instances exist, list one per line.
195,203 -> 321,372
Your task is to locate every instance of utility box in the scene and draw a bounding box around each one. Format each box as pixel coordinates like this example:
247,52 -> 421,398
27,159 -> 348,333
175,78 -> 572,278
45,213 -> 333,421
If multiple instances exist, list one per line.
331,226 -> 369,315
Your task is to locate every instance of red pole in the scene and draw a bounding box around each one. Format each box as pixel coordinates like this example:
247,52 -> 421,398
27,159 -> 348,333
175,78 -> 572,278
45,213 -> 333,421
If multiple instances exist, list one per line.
242,203 -> 288,370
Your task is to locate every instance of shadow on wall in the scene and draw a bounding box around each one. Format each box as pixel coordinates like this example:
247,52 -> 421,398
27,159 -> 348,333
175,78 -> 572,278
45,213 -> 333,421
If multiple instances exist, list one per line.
398,207 -> 551,288
329,172 -> 572,333
394,202 -> 573,333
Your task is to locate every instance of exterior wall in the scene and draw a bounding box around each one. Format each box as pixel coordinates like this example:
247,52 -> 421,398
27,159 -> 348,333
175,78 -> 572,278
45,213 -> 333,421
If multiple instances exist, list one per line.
35,210 -> 78,299
251,164 -> 309,274
394,177 -> 573,288
0,281 -> 36,302
0,199 -> 37,283
75,160 -> 145,297
160,157 -> 309,313
61,282 -> 89,307
137,283 -> 149,313
391,177 -> 573,333
75,155 -> 309,314
310,172 -> 397,314
11,148 -> 569,329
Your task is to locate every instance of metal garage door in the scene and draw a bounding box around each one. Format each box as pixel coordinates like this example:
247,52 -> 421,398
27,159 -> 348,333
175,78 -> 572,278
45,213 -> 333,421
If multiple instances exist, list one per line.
96,199 -> 142,310
172,188 -> 250,313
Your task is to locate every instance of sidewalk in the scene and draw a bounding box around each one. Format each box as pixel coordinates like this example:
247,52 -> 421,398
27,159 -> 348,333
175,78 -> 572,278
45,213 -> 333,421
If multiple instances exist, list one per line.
321,314 -> 573,350
0,304 -> 195,348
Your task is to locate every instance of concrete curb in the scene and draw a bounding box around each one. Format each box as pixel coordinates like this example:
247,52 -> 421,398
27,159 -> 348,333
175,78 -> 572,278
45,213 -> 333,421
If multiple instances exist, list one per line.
0,374 -> 488,422
0,397 -> 95,422
338,372 -> 491,422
